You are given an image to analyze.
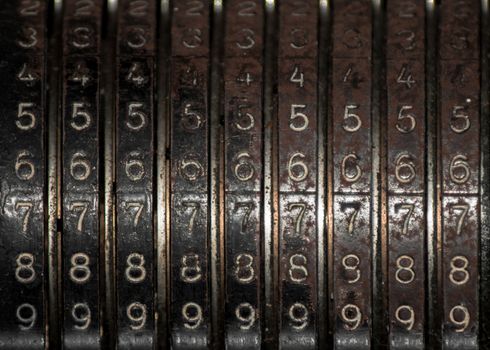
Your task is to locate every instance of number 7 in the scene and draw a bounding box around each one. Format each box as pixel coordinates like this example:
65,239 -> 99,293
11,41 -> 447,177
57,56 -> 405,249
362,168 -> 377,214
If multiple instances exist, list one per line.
15,201 -> 33,233
450,203 -> 469,236
395,203 -> 414,235
234,202 -> 253,234
69,201 -> 89,232
182,202 -> 200,234
287,202 -> 306,236
124,202 -> 144,227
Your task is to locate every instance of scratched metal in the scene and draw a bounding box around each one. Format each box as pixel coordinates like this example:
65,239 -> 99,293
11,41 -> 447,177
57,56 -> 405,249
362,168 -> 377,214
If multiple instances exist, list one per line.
438,0 -> 480,349
277,1 -> 318,349
0,1 -> 47,348
331,0 -> 372,348
170,1 -> 211,348
385,1 -> 426,348
61,1 -> 103,348
223,1 -> 263,348
115,1 -> 156,348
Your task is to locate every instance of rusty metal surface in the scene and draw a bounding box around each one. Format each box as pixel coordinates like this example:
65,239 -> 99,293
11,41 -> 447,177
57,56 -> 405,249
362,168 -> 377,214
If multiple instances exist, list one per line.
223,1 -> 264,348
330,1 -> 373,348
385,1 -> 426,349
438,1 -> 481,349
0,1 -> 488,349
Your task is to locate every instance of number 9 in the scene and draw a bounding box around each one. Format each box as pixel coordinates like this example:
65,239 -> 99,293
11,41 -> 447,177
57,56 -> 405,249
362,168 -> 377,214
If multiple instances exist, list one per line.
341,304 -> 362,330
395,305 -> 414,331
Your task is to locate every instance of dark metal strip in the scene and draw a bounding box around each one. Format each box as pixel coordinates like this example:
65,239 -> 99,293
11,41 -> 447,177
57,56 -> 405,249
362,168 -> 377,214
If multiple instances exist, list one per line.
115,1 -> 157,348
0,1 -> 48,348
222,0 -> 264,348
276,1 -> 319,348
385,1 -> 427,348
61,1 -> 103,347
169,1 -> 212,348
330,1 -> 374,348
438,1 -> 481,348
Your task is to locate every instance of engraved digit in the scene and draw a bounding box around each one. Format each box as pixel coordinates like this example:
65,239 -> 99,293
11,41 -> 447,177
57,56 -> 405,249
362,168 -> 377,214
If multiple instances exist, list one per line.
234,253 -> 255,284
234,202 -> 253,234
124,202 -> 144,227
449,155 -> 471,184
182,103 -> 202,130
71,102 -> 92,131
182,302 -> 203,329
235,103 -> 255,130
449,305 -> 470,332
288,254 -> 308,283
236,29 -> 256,49
235,303 -> 256,330
290,104 -> 309,131
395,305 -> 415,331
450,203 -> 469,236
449,255 -> 470,285
397,64 -> 416,89
234,152 -> 255,182
70,152 -> 91,181
69,253 -> 91,284
341,154 -> 362,183
395,154 -> 416,184
19,0 -> 41,16
128,0 -> 148,17
74,0 -> 95,16
15,151 -> 36,180
69,201 -> 89,232
17,63 -> 37,83
17,102 -> 36,130
16,303 -> 37,330
125,253 -> 147,283
185,0 -> 204,16
127,27 -> 147,49
18,27 -> 38,48
125,151 -> 145,181
127,102 -> 147,131
343,105 -> 362,132
127,302 -> 147,330
395,203 -> 414,235
288,303 -> 309,330
290,65 -> 304,88
72,303 -> 91,330
341,202 -> 360,235
180,253 -> 202,283
15,201 -> 33,233
15,253 -> 36,284
395,255 -> 415,284
341,304 -> 362,330
288,152 -> 308,182
451,106 -> 471,133
287,202 -> 306,236
179,156 -> 204,181
182,28 -> 202,48
182,202 -> 200,234
237,1 -> 257,16
396,105 -> 416,133
342,254 -> 361,284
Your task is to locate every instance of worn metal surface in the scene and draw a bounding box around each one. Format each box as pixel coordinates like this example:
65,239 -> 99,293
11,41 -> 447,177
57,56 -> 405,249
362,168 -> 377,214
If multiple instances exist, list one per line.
115,0 -> 156,348
61,1 -> 102,348
0,0 -> 488,349
0,1 -> 47,348
385,1 -> 426,349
